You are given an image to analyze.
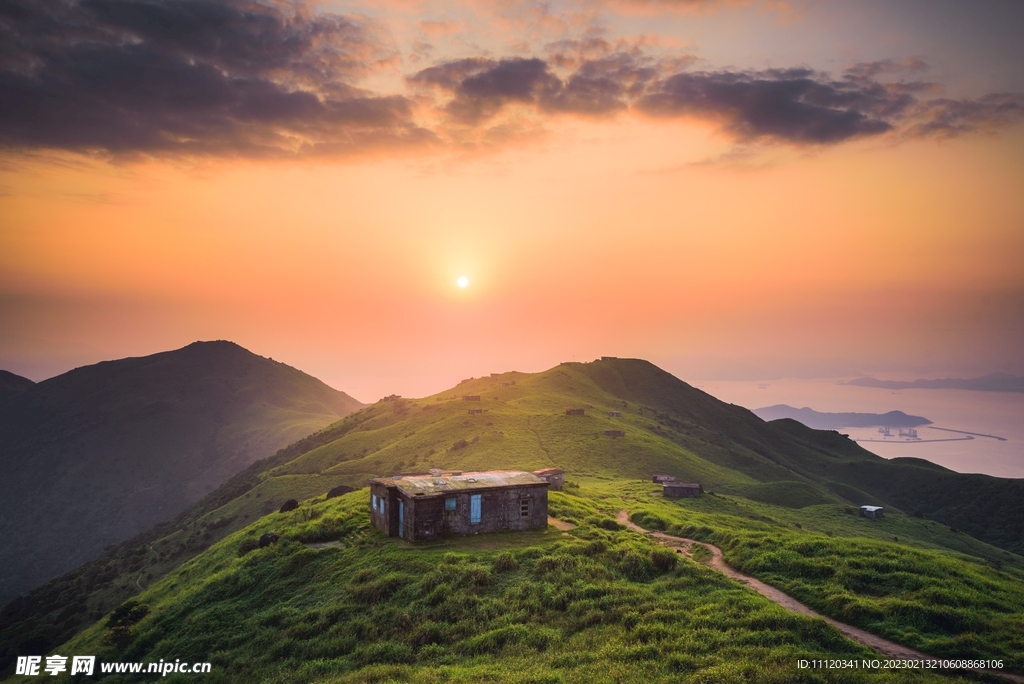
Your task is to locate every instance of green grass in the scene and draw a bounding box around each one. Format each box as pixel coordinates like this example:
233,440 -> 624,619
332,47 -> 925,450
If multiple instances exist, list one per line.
6,357 -> 1024,681
619,484 -> 1024,672
26,490 -> 982,684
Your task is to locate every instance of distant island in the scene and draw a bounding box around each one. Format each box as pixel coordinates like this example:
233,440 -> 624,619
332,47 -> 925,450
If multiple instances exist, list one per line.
843,372 -> 1024,393
754,404 -> 932,430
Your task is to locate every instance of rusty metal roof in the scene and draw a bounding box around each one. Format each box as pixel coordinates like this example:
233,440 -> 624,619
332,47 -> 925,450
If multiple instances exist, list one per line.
370,470 -> 545,496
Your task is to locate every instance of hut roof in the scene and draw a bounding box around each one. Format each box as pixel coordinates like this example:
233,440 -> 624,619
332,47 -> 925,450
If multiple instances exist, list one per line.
533,468 -> 563,476
370,470 -> 544,497
860,505 -> 883,512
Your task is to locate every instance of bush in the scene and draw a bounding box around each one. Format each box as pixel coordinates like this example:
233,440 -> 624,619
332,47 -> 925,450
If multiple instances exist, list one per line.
103,626 -> 135,649
586,516 -> 623,531
354,641 -> 413,665
106,600 -> 149,628
619,551 -> 657,582
492,552 -> 518,572
237,538 -> 259,557
650,548 -> 678,572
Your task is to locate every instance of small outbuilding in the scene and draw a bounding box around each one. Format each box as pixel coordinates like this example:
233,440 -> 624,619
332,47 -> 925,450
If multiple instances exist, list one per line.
860,505 -> 884,519
652,474 -> 676,483
608,411 -> 621,417
663,482 -> 703,498
463,395 -> 481,402
369,470 -> 549,542
532,468 -> 564,491
468,408 -> 483,415
604,429 -> 625,438
565,408 -> 585,416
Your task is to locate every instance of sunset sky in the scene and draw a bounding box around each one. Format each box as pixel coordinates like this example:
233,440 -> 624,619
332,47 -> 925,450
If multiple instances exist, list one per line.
2,0 -> 1023,401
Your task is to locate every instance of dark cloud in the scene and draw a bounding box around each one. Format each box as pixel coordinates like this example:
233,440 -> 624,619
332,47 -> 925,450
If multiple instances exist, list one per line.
409,52 -> 665,122
636,68 -> 911,144
906,93 -> 1024,138
0,0 -> 433,156
415,54 -> 1023,146
2,1 -> 1021,157
411,57 -> 561,123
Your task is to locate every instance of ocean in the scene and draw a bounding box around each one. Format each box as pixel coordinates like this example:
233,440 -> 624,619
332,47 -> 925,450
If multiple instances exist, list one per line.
699,378 -> 1024,480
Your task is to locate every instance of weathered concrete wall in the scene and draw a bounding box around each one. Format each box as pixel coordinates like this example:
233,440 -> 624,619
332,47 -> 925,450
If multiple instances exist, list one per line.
399,484 -> 548,541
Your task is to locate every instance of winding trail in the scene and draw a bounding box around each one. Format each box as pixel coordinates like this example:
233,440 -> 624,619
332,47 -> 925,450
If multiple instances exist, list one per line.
616,510 -> 1023,683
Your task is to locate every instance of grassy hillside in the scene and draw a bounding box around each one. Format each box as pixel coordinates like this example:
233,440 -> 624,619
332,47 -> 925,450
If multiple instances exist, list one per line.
21,489 -> 988,684
0,341 -> 363,607
4,356 -> 1022,679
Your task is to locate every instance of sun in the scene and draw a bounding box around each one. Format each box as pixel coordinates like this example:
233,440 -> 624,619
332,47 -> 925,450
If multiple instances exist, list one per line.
457,276 -> 469,288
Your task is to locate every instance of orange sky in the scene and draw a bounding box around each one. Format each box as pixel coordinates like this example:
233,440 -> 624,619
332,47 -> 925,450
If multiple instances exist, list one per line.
2,0 -> 1023,400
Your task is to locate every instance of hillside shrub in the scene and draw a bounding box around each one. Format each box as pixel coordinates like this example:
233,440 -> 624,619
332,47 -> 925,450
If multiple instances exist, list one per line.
237,538 -> 259,557
650,548 -> 678,572
105,600 -> 149,628
492,552 -> 518,572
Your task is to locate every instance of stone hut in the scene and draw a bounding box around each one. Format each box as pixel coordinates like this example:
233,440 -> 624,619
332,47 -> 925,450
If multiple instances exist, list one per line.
652,474 -> 676,483
604,430 -> 625,438
608,411 -> 622,417
468,408 -> 483,415
663,482 -> 703,498
368,471 -> 549,542
532,468 -> 565,491
463,395 -> 481,402
860,505 -> 884,519
565,408 -> 585,416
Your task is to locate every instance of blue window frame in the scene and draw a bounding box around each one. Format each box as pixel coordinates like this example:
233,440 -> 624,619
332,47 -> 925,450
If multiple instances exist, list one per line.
470,495 -> 481,524
445,497 -> 457,511
372,494 -> 378,512
398,500 -> 404,538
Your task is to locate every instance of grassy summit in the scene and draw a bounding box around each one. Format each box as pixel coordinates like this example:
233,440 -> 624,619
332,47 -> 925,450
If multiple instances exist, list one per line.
3,356 -> 1022,680
34,484 -> 1022,683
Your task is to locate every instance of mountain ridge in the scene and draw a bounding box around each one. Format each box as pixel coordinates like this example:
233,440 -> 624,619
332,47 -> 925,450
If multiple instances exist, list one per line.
845,372 -> 1024,392
0,340 -> 363,606
2,355 -> 1022,675
752,404 -> 932,430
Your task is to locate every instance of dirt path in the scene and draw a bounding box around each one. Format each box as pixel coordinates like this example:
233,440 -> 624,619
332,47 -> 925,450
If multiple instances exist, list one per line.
548,517 -> 576,531
616,510 -> 1023,683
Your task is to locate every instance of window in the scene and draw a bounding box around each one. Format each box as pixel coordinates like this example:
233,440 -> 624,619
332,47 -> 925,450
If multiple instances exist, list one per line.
520,498 -> 530,518
470,495 -> 481,524
445,497 -> 456,511
372,494 -> 378,512
380,499 -> 385,515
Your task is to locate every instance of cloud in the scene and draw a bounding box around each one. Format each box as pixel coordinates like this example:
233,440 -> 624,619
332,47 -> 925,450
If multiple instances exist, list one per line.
636,67 -> 907,144
415,55 -> 1024,146
0,0 -> 433,157
409,51 -> 675,123
2,1 -> 1022,158
906,93 -> 1024,138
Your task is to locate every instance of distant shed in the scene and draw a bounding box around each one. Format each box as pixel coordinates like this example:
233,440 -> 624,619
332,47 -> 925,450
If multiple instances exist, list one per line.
369,471 -> 548,542
468,408 -> 483,415
860,505 -> 884,519
608,411 -> 621,417
604,430 -> 625,438
663,482 -> 702,498
532,468 -> 564,491
565,408 -> 585,416
463,395 -> 481,402
652,474 -> 676,483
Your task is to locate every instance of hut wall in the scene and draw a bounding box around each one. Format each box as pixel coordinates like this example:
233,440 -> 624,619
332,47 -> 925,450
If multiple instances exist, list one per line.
663,483 -> 702,498
400,485 -> 548,541
370,483 -> 399,536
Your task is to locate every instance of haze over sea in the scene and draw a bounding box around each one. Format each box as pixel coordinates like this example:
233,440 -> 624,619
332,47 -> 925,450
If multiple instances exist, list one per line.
702,378 -> 1024,479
